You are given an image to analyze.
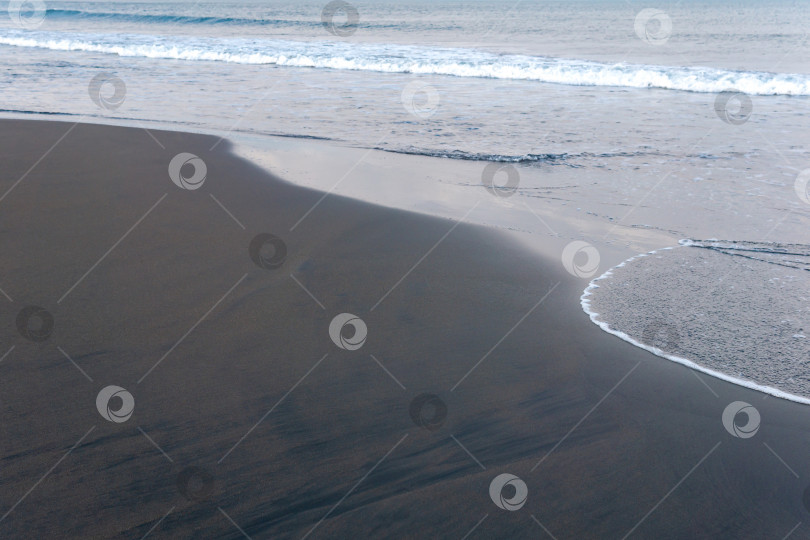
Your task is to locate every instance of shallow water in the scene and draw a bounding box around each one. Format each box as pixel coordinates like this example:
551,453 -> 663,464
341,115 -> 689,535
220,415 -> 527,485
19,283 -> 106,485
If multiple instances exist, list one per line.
583,240 -> 810,403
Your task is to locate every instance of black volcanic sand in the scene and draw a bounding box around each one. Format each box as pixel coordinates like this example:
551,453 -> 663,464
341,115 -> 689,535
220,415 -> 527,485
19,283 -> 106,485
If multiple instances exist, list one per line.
0,119 -> 808,539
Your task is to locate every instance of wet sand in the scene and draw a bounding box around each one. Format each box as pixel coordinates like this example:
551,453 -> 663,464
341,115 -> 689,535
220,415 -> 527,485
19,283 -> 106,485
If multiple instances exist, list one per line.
0,119 -> 808,539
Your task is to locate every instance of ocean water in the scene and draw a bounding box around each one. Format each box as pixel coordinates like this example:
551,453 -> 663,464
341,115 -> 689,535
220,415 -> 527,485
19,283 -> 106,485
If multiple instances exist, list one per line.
2,0 -> 810,400
1,0 -> 809,161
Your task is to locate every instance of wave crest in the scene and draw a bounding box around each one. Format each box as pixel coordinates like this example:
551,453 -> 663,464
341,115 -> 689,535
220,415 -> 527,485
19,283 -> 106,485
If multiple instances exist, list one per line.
1,29 -> 809,95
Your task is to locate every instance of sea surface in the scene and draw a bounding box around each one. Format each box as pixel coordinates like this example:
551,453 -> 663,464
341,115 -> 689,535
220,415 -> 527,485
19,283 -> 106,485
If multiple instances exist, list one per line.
2,0 -> 810,401
1,0 -> 809,160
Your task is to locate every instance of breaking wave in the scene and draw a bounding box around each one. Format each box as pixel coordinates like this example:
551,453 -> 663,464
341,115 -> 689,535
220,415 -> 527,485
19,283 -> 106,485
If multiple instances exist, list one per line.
1,29 -> 809,95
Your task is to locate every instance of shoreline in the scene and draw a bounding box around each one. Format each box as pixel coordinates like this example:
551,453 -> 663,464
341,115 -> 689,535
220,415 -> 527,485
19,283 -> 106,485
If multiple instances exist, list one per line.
0,111 -> 669,257
10,111 -> 809,407
0,113 -> 810,405
1,118 -> 809,538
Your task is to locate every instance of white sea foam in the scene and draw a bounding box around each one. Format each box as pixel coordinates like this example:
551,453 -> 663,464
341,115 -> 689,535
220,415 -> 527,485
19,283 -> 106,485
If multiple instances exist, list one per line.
1,29 -> 809,95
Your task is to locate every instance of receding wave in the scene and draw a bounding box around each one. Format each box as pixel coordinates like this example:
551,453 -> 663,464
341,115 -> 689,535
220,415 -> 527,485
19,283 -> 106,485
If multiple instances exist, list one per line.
583,241 -> 810,404
2,29 -> 809,95
376,147 -> 675,163
680,239 -> 810,271
376,147 -> 572,163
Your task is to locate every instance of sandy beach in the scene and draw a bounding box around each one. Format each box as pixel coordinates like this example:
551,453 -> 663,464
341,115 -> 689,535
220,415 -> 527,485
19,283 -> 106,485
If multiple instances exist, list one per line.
0,119 -> 807,539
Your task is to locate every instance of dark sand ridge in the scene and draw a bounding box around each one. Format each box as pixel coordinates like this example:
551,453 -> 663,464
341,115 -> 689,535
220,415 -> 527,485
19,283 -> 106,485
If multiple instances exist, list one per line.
0,119 -> 807,539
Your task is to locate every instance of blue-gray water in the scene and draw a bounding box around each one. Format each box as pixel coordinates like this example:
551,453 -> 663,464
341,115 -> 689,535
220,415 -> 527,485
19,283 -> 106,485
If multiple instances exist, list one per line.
1,0 -> 809,160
